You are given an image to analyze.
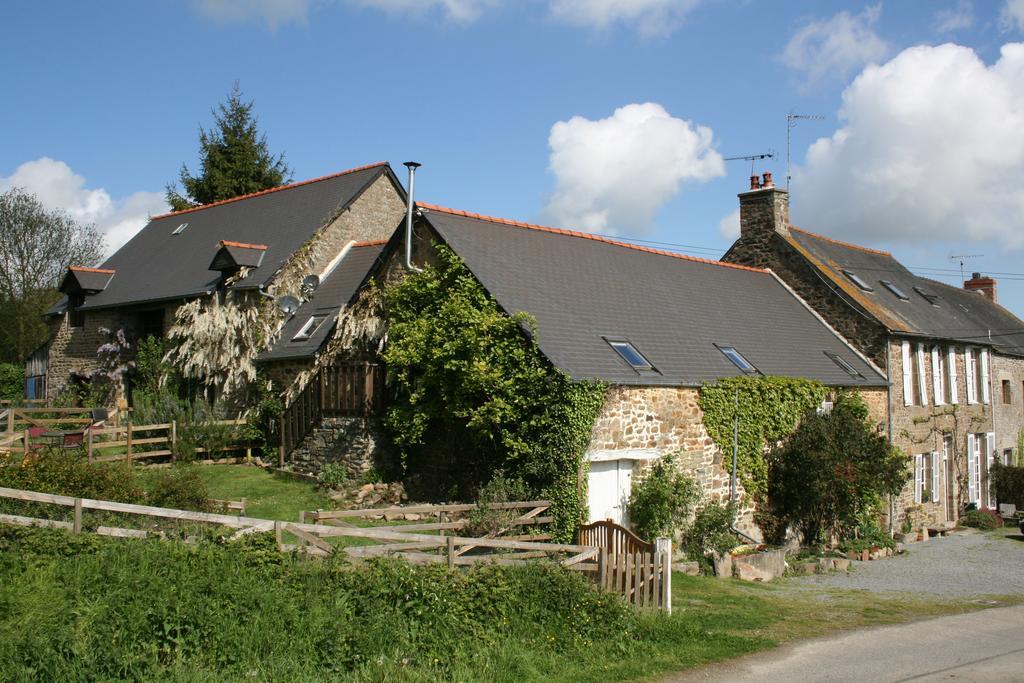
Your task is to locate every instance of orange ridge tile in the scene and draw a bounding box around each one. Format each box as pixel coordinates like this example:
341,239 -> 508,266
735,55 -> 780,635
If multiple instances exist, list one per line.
352,239 -> 389,247
417,202 -> 767,274
219,240 -> 269,250
152,162 -> 390,220
69,266 -> 116,274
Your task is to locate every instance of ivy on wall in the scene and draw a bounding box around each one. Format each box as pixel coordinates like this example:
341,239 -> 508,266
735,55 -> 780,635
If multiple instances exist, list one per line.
699,376 -> 827,496
381,244 -> 606,541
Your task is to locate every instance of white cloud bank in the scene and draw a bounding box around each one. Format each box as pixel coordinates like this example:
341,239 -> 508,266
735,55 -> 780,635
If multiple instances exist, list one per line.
782,5 -> 888,83
0,158 -> 167,257
1003,0 -> 1024,32
544,103 -> 724,234
795,42 -> 1024,248
192,0 -> 699,33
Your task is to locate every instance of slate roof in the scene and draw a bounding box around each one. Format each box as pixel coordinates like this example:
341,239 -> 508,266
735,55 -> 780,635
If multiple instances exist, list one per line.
48,163 -> 398,314
785,228 -> 1024,356
416,204 -> 886,387
257,241 -> 386,362
59,266 -> 116,294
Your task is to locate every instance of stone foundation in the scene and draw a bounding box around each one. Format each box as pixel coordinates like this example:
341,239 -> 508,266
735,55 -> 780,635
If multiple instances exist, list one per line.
288,416 -> 389,478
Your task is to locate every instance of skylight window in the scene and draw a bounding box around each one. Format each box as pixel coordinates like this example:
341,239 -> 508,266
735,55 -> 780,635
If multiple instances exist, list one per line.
292,315 -> 326,341
913,286 -> 941,307
606,339 -> 654,371
880,280 -> 910,301
825,351 -> 864,380
172,223 -> 188,235
715,345 -> 759,375
841,269 -> 874,292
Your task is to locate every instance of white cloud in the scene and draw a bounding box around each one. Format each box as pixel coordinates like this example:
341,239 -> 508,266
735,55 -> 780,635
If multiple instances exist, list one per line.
782,5 -> 889,83
1002,0 -> 1024,32
192,0 -> 313,29
0,158 -> 167,257
544,103 -> 724,234
935,1 -> 973,33
794,43 -> 1024,248
718,208 -> 740,240
547,0 -> 699,37
354,0 -> 497,23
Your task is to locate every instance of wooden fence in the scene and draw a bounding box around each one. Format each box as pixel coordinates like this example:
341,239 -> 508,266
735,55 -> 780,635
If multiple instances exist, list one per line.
0,419 -> 249,463
2,406 -> 100,434
279,362 -> 383,462
579,519 -> 672,613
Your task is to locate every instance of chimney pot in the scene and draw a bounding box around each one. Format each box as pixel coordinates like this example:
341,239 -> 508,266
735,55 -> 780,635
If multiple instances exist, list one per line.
762,172 -> 774,189
749,175 -> 760,190
972,272 -> 981,279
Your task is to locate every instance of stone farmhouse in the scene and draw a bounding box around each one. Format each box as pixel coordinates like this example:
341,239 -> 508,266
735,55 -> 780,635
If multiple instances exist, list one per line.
37,162 -> 406,405
323,199 -> 889,537
723,173 -> 1024,527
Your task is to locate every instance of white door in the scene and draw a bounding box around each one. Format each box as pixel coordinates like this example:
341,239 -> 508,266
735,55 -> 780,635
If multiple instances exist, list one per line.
587,460 -> 633,524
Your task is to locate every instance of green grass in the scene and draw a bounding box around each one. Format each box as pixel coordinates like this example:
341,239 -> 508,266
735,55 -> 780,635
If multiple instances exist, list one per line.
195,465 -> 333,521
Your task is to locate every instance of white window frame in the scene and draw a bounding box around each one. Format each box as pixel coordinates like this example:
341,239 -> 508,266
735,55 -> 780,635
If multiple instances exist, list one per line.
946,347 -> 959,404
292,315 -> 323,341
979,348 -> 990,404
985,431 -> 995,508
914,453 -> 924,504
901,341 -> 913,406
967,433 -> 981,505
965,347 -> 977,404
916,343 -> 929,406
930,451 -> 940,503
931,346 -> 945,405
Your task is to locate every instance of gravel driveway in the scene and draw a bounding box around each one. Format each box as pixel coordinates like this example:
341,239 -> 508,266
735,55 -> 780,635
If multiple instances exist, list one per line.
785,528 -> 1024,598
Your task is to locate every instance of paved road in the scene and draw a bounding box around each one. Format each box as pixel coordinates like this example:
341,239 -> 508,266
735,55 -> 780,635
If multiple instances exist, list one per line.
673,604 -> 1024,682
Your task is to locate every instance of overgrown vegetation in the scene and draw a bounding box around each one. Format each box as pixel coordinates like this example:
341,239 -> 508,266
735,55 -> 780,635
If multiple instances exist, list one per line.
959,508 -> 1003,530
0,362 -> 22,401
766,392 -> 907,546
991,461 -> 1024,508
699,376 -> 828,496
627,454 -> 699,541
681,502 -> 738,571
381,245 -> 606,541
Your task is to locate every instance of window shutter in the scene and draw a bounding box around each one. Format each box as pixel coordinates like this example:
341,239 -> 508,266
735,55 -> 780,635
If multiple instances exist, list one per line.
947,347 -> 958,404
901,341 -> 913,406
980,349 -> 990,404
966,434 -> 978,504
917,344 -> 929,406
914,454 -> 923,504
986,432 -> 995,508
965,347 -> 976,404
931,452 -> 940,503
931,347 -> 943,405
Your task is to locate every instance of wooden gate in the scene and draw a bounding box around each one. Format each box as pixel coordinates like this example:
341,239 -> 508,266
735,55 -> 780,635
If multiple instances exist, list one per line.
578,519 -> 672,613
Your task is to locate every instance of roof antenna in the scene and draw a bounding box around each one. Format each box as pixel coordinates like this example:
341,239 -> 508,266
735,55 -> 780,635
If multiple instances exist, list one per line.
949,253 -> 984,285
786,112 -> 825,192
724,151 -> 775,177
403,162 -> 422,273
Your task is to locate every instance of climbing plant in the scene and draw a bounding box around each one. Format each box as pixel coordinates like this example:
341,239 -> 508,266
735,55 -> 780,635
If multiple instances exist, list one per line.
381,244 -> 606,541
699,376 -> 828,496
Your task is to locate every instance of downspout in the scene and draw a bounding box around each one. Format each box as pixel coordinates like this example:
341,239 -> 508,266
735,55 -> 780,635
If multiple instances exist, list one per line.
403,162 -> 422,273
729,386 -> 759,545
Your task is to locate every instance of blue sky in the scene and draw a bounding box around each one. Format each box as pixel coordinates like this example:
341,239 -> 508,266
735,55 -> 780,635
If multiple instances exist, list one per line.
4,1 -> 1024,315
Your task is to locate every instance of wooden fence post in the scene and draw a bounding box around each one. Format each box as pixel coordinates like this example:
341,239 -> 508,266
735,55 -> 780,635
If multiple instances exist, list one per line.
6,408 -> 13,433
298,511 -> 306,550
126,423 -> 133,465
656,537 -> 672,614
73,498 -> 83,534
170,420 -> 177,462
278,415 -> 285,467
274,521 -> 283,550
447,536 -> 455,569
598,548 -> 607,588
86,426 -> 93,463
23,428 -> 30,455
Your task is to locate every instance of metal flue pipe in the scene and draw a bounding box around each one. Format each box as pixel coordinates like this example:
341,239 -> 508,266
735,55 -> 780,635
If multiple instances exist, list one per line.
403,161 -> 422,273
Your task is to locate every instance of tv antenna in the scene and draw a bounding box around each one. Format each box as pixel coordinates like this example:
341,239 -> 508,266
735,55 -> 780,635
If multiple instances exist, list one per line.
724,150 -> 775,176
786,112 -> 825,192
949,253 -> 984,284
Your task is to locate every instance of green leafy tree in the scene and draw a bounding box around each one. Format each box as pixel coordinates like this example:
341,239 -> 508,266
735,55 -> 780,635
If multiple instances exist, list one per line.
627,454 -> 699,541
166,83 -> 291,211
767,392 -> 908,546
0,188 -> 105,364
381,245 -> 606,540
0,363 -> 22,402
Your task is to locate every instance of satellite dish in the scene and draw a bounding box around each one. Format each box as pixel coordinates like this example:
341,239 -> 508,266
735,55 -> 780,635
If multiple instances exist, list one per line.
301,274 -> 320,297
276,295 -> 300,316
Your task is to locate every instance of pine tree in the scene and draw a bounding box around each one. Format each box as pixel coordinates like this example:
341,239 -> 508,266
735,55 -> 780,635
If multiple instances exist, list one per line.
166,84 -> 291,211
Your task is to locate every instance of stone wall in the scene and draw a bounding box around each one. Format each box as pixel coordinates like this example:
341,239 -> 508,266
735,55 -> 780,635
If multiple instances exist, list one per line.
287,416 -> 389,478
587,386 -> 758,538
992,351 -> 1024,465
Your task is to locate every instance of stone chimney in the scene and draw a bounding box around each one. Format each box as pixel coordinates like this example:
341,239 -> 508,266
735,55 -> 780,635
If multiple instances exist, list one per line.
964,272 -> 997,303
738,171 -> 789,242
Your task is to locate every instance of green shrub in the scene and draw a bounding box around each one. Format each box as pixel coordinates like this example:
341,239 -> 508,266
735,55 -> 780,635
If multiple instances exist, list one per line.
141,465 -> 211,512
317,463 -> 348,489
959,509 -> 1003,529
0,448 -> 142,503
991,462 -> 1024,508
627,453 -> 699,541
0,362 -> 22,402
465,473 -> 532,536
682,502 -> 738,571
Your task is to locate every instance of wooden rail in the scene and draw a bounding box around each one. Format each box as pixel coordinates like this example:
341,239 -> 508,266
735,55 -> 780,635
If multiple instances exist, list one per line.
579,520 -> 672,613
279,362 -> 383,464
578,518 -> 655,555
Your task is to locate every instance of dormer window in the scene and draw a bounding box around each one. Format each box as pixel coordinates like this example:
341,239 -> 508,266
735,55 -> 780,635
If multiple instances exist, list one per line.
841,269 -> 874,292
209,240 -> 267,274
292,315 -> 326,341
880,280 -> 910,301
715,344 -> 759,375
605,339 -> 654,371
